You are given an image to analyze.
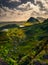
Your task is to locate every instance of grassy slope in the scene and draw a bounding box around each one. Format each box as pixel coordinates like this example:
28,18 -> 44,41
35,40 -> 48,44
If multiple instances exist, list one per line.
0,21 -> 48,65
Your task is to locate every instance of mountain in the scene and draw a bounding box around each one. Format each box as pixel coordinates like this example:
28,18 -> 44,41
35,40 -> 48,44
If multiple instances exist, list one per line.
43,18 -> 48,23
27,17 -> 39,23
37,17 -> 46,22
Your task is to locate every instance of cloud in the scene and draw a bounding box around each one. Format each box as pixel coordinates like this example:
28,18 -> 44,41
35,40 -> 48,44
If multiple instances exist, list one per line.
0,0 -> 48,21
36,0 -> 48,10
0,0 -> 21,9
17,1 -> 48,15
17,2 -> 40,12
9,0 -> 21,2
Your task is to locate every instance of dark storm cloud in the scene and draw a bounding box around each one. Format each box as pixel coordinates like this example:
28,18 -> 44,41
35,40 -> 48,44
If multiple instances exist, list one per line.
21,0 -> 34,4
0,0 -> 48,10
0,0 -> 21,9
0,0 -> 47,12
0,0 -> 35,9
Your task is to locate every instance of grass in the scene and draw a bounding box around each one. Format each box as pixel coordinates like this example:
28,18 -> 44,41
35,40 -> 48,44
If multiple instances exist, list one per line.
0,20 -> 48,65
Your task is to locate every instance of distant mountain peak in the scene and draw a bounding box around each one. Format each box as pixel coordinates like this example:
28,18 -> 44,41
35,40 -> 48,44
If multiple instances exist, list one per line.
43,18 -> 48,23
27,17 -> 39,23
37,17 -> 46,22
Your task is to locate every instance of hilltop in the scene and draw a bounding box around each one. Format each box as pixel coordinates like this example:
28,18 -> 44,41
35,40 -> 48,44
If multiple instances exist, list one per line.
27,17 -> 39,23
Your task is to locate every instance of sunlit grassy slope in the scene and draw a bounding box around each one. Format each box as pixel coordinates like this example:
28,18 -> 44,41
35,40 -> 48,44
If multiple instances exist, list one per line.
0,19 -> 48,65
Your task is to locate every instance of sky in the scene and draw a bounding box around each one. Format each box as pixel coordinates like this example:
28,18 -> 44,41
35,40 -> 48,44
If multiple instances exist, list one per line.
0,0 -> 48,21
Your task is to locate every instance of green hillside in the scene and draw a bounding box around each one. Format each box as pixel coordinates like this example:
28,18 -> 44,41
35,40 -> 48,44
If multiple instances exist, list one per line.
0,19 -> 48,65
